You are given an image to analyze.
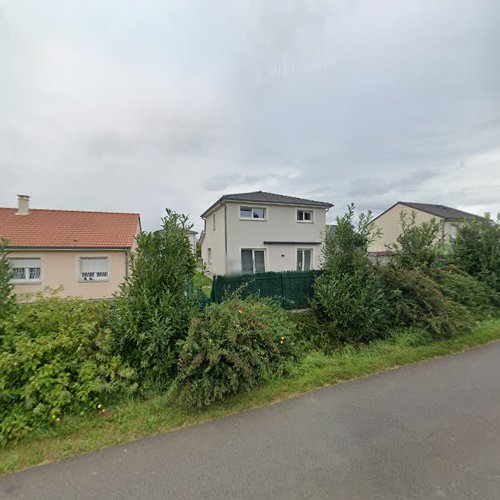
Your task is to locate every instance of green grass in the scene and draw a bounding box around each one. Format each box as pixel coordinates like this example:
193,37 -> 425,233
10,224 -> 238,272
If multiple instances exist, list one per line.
2,319 -> 500,476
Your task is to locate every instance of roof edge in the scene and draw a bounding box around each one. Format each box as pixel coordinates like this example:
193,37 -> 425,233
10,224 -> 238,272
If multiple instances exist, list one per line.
201,195 -> 334,218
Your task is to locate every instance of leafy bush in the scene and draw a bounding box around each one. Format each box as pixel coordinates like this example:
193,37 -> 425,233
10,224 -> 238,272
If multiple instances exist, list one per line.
0,239 -> 15,320
313,204 -> 388,343
379,265 -> 473,338
430,266 -> 500,319
451,214 -> 500,291
110,210 -> 197,389
0,295 -> 135,444
387,211 -> 447,270
173,296 -> 298,407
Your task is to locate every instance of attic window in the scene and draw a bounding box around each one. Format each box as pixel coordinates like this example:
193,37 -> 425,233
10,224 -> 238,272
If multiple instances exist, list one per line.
240,207 -> 266,220
297,210 -> 313,222
80,257 -> 109,281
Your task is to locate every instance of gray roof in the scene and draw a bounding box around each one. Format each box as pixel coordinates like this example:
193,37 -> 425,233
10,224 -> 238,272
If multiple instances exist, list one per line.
398,202 -> 484,221
201,191 -> 334,218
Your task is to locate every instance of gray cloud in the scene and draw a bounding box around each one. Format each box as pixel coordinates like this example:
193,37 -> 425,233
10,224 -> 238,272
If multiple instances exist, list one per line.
1,0 -> 499,231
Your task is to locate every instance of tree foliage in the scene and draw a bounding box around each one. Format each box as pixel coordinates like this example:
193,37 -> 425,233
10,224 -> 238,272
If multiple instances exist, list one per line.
0,239 -> 15,319
313,204 -> 388,343
388,211 -> 446,270
450,214 -> 500,291
110,209 -> 197,388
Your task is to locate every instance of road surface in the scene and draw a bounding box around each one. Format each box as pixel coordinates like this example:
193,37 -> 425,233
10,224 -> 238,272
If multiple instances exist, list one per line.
2,341 -> 500,499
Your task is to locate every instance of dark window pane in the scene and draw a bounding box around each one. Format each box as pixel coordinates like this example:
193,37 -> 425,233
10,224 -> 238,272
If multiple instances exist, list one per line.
253,208 -> 265,219
297,250 -> 303,271
241,250 -> 253,273
297,211 -> 304,221
12,268 -> 25,280
29,267 -> 41,279
304,211 -> 312,221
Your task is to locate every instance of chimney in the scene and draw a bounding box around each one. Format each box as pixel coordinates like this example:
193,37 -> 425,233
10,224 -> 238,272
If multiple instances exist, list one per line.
16,194 -> 30,215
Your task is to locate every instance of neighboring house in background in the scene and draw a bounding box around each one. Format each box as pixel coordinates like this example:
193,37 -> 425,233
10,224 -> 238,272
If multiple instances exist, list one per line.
200,191 -> 333,275
0,195 -> 141,300
188,230 -> 197,253
368,201 -> 484,256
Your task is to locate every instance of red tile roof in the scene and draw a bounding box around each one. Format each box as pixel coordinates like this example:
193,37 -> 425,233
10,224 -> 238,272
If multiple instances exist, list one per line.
0,208 -> 140,248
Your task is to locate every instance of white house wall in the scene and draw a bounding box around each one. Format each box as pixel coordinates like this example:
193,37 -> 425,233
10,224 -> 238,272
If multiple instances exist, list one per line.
200,205 -> 227,275
225,202 -> 326,273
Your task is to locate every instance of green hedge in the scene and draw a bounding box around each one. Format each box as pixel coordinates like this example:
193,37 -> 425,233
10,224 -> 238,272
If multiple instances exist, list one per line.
0,296 -> 136,444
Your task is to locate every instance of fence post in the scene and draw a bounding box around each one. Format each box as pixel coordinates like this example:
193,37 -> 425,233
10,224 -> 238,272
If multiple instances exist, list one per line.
280,272 -> 285,308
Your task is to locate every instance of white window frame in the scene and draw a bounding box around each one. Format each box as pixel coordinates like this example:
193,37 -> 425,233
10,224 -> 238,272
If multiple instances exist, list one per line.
240,248 -> 266,274
296,209 -> 314,223
239,206 -> 267,221
78,256 -> 110,282
296,248 -> 313,271
9,257 -> 42,284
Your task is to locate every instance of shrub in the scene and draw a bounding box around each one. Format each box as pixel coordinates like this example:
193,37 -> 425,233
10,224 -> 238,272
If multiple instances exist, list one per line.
0,295 -> 135,444
379,265 -> 473,338
387,211 -> 447,270
110,209 -> 197,389
0,239 -> 15,319
430,266 -> 500,319
313,204 -> 388,343
173,296 -> 298,407
451,214 -> 500,291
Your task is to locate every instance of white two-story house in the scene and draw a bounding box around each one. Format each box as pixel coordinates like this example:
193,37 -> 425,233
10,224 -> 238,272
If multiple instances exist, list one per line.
200,191 -> 334,275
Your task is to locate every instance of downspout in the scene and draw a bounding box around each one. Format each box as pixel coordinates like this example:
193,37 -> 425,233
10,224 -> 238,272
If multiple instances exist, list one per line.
124,250 -> 129,278
224,204 -> 228,274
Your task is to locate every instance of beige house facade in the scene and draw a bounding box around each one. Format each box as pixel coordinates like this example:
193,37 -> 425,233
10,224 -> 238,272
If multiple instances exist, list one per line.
1,195 -> 141,301
368,201 -> 483,255
200,191 -> 333,276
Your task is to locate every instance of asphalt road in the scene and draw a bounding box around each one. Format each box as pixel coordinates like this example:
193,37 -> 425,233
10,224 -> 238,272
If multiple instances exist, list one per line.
2,342 -> 500,500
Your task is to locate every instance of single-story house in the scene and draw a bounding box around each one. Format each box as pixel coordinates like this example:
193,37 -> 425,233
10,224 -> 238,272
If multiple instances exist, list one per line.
0,195 -> 141,300
368,201 -> 484,256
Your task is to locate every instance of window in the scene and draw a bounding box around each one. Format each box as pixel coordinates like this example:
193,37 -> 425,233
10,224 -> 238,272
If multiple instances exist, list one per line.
240,207 -> 266,220
241,249 -> 265,273
207,248 -> 212,263
9,258 -> 41,282
297,210 -> 313,222
297,250 -> 312,271
80,257 -> 109,281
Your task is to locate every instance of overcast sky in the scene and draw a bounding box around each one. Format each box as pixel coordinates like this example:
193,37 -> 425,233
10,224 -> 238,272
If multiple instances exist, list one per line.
1,0 -> 499,231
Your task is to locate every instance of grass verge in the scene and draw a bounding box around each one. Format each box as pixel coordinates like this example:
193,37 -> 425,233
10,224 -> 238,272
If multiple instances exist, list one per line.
2,318 -> 500,476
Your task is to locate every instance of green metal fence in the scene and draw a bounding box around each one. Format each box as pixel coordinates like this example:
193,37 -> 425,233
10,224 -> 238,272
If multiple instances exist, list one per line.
210,270 -> 321,310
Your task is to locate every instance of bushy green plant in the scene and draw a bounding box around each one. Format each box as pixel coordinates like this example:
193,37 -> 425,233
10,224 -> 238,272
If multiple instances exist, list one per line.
313,204 -> 388,343
0,294 -> 135,444
0,239 -> 15,319
110,210 -> 197,389
379,265 -> 473,338
388,211 -> 447,269
430,266 -> 500,319
173,296 -> 298,407
451,214 -> 500,291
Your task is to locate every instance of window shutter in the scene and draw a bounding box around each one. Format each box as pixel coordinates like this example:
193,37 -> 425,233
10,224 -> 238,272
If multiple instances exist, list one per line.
9,258 -> 40,269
